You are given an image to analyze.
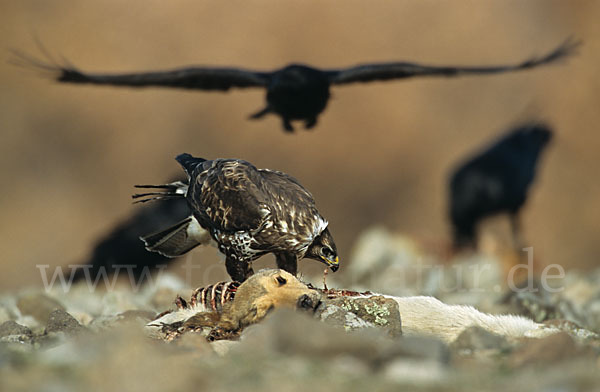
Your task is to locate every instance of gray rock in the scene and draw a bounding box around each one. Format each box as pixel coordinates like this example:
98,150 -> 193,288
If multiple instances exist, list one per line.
543,319 -> 600,342
344,227 -> 505,304
45,309 -> 86,336
210,339 -> 240,356
0,320 -> 32,338
150,286 -> 185,311
118,310 -> 156,323
451,326 -> 511,353
89,310 -> 157,332
584,297 -> 600,332
344,227 -> 429,296
318,295 -> 402,337
318,303 -> 375,331
508,332 -> 597,369
16,293 -> 65,324
382,359 -> 447,385
0,305 -> 12,324
0,320 -> 33,345
250,309 -> 446,367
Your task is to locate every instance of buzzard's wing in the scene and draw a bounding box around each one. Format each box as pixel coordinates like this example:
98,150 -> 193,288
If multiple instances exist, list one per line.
327,38 -> 579,85
11,51 -> 270,91
258,169 -> 317,210
190,160 -> 273,232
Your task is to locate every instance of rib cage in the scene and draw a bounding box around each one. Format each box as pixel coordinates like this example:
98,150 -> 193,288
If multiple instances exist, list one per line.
189,281 -> 241,312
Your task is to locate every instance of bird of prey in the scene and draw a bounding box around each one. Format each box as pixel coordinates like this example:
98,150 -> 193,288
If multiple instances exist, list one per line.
70,178 -> 190,284
14,39 -> 578,132
133,154 -> 339,282
448,123 -> 553,250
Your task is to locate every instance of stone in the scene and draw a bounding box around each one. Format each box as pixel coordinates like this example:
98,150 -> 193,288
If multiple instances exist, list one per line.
251,309 -> 446,367
16,293 -> 65,324
0,320 -> 32,338
451,326 -> 511,353
117,310 -> 157,323
210,339 -> 240,356
317,295 -> 402,337
508,332 -> 597,368
543,319 -> 599,342
45,309 -> 87,336
0,305 -> 12,324
0,320 -> 33,345
150,287 -> 182,311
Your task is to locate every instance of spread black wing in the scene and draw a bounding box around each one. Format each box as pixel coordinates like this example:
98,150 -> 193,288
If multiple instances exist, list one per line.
327,38 -> 579,85
11,50 -> 270,91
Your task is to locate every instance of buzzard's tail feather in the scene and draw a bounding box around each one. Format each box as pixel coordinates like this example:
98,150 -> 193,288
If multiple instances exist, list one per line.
132,181 -> 188,204
176,153 -> 207,177
141,217 -> 206,257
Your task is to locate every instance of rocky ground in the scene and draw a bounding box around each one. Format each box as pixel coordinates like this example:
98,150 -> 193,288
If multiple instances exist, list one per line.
2,227 -> 600,392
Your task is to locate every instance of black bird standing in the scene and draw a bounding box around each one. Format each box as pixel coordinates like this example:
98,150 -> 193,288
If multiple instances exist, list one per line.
13,39 -> 578,132
71,187 -> 190,284
133,154 -> 339,282
448,124 -> 553,250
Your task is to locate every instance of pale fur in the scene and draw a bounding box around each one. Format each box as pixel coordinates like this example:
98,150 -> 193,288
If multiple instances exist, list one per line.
218,269 -> 320,330
146,269 -> 320,335
387,295 -> 559,343
146,269 -> 560,343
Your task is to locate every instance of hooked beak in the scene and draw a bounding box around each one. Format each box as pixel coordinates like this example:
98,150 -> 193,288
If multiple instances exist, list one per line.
320,255 -> 339,272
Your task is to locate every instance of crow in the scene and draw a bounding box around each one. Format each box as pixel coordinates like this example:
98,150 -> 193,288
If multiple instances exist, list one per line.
448,123 -> 553,250
12,39 -> 578,132
71,187 -> 190,284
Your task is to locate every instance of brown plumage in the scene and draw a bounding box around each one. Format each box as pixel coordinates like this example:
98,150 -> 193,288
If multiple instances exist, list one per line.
133,154 -> 339,282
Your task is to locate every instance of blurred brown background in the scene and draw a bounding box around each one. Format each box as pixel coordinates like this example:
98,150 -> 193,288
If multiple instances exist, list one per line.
1,0 -> 598,290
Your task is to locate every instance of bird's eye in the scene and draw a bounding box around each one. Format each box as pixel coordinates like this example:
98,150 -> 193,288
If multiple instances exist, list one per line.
321,247 -> 333,258
275,276 -> 287,286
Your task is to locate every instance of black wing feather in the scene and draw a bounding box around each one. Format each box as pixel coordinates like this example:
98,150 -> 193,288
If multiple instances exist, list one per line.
56,67 -> 270,90
12,51 -> 270,91
328,38 -> 580,85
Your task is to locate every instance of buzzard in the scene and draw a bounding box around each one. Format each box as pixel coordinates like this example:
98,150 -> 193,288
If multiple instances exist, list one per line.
448,123 -> 553,250
13,39 -> 578,132
133,154 -> 339,282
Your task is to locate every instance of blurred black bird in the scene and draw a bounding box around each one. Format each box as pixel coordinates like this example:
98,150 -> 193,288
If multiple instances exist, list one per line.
13,39 -> 578,132
71,188 -> 190,284
448,124 -> 553,250
133,154 -> 339,282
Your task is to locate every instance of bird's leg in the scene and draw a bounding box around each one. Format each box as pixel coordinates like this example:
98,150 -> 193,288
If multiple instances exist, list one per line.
282,118 -> 295,132
249,106 -> 271,119
274,252 -> 298,276
304,117 -> 318,129
452,223 -> 477,251
225,257 -> 254,282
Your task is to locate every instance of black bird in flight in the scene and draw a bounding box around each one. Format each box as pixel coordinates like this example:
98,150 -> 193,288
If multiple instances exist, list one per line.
13,39 -> 578,132
133,154 -> 339,282
448,123 -> 553,250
